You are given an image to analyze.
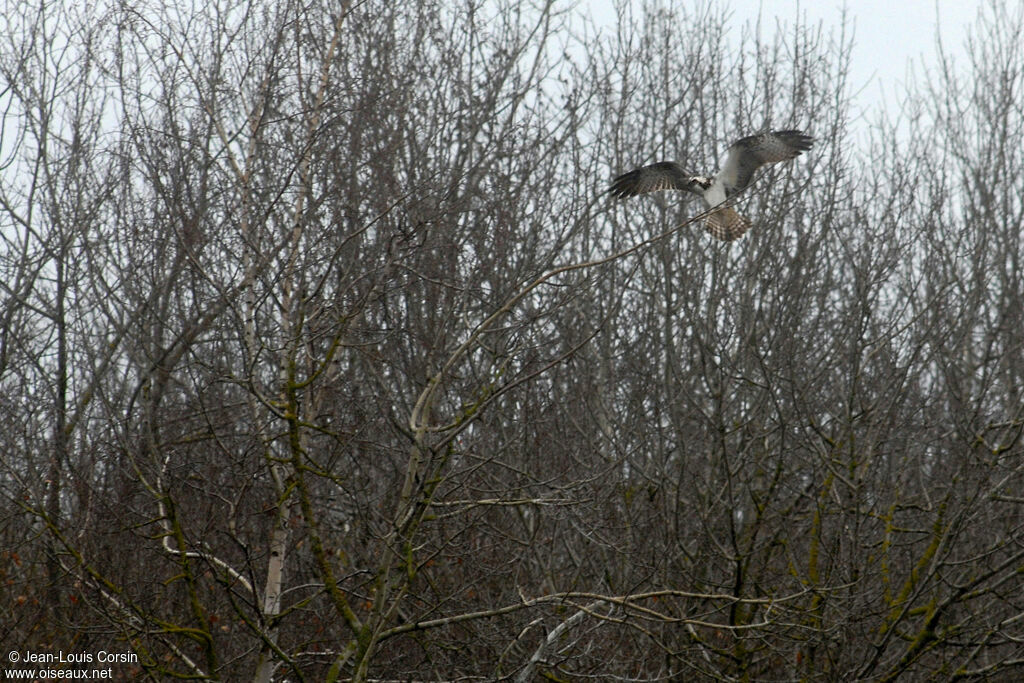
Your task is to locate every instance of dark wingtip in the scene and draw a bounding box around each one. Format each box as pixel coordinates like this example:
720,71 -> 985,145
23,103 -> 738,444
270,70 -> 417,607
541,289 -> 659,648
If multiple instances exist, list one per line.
608,171 -> 638,199
776,129 -> 815,152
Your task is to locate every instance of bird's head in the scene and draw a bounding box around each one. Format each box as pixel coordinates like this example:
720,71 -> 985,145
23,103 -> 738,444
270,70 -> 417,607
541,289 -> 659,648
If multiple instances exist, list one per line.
688,176 -> 714,191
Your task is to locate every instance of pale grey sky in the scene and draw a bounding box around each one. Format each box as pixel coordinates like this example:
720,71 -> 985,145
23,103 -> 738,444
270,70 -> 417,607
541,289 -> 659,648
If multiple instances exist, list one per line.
586,0 -> 982,127
748,1 -> 977,112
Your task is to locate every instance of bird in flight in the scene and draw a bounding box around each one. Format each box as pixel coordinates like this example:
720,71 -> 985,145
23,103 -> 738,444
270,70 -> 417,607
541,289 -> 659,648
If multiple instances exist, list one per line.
609,130 -> 814,241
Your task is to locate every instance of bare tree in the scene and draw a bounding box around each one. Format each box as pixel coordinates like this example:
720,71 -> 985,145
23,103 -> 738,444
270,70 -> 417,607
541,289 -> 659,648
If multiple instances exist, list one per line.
3,0 -> 1024,680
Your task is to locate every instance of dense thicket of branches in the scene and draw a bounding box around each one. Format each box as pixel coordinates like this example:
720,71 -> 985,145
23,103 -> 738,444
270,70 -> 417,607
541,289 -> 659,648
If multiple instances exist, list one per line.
2,0 -> 1023,680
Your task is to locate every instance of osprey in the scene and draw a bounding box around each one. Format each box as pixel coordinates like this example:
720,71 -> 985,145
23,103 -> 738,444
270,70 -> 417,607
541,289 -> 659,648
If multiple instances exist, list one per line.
609,130 -> 814,241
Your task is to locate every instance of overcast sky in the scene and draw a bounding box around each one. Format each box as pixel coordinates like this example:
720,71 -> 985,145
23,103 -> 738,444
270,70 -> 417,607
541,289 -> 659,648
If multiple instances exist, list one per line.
586,0 -> 983,131
750,0 -> 978,113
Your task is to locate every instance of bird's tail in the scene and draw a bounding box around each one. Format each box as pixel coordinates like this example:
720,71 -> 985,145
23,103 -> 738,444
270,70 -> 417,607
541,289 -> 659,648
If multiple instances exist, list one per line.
704,207 -> 752,241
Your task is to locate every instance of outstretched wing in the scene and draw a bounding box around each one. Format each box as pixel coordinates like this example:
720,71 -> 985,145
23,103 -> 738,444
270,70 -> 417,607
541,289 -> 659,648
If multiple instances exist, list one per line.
716,130 -> 813,197
608,162 -> 703,199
